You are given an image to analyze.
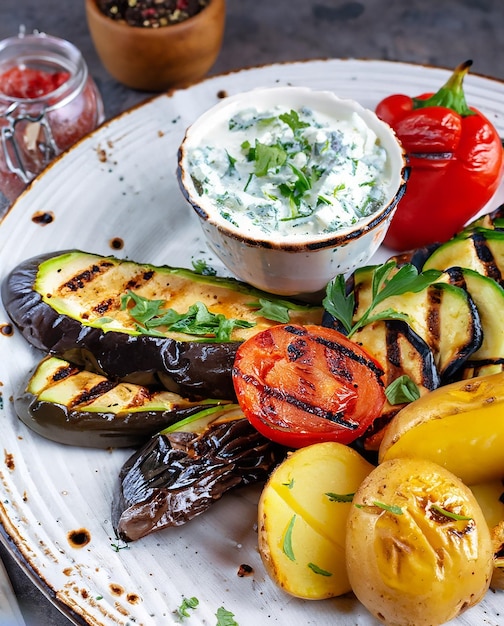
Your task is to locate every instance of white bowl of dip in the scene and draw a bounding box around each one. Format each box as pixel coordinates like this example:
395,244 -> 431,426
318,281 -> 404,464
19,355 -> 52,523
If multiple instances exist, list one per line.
177,86 -> 406,297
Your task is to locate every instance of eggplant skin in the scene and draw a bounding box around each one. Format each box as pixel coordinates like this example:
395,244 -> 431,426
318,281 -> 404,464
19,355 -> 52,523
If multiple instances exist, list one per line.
14,359 -> 227,448
1,251 -> 241,399
15,393 -> 218,449
112,418 -> 284,541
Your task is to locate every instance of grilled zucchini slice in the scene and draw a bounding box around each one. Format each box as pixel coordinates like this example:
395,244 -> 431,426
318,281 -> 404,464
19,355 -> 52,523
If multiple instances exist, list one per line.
349,319 -> 440,450
423,229 -> 504,287
437,267 -> 504,379
460,203 -> 504,235
2,250 -> 323,399
15,356 -> 229,448
349,265 -> 482,381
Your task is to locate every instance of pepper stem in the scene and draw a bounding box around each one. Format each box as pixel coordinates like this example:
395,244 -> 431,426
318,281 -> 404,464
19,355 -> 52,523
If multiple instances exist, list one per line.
412,60 -> 475,117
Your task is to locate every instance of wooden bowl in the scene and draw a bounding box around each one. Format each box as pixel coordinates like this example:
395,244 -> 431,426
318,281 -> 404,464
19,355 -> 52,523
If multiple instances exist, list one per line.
85,0 -> 226,92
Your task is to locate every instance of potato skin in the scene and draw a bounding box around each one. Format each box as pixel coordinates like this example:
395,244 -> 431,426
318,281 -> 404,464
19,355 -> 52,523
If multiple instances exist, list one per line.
379,372 -> 504,485
489,521 -> 504,590
346,458 -> 493,626
471,480 -> 504,590
258,442 -> 374,600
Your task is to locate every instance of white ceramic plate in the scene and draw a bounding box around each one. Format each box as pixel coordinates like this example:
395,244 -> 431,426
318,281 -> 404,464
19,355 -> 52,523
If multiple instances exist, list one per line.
1,59 -> 504,626
0,556 -> 25,625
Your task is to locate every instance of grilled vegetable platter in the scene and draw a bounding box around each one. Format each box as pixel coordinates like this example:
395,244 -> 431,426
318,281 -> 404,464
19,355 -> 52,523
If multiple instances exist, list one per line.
4,209 -> 504,625
1,60 -> 504,626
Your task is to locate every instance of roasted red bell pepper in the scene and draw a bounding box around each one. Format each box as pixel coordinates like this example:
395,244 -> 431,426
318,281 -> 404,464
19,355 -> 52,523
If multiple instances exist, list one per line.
376,60 -> 504,251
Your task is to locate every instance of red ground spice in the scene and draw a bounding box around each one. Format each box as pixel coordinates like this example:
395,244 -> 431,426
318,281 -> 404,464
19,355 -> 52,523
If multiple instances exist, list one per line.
0,67 -> 70,98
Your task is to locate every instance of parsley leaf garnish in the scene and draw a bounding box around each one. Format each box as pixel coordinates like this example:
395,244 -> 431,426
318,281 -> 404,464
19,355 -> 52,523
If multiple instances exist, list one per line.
247,297 -> 296,323
191,258 -> 217,276
385,375 -> 421,405
325,492 -> 354,503
216,607 -> 239,626
430,504 -> 473,521
279,109 -> 310,133
278,163 -> 315,219
322,274 -> 355,334
356,501 -> 404,515
317,195 -> 332,206
226,151 -> 237,174
120,290 -> 165,325
176,596 -> 199,620
289,163 -> 312,193
254,141 -> 287,176
323,261 -> 443,338
283,515 -> 296,561
307,563 -> 332,576
121,291 -> 254,341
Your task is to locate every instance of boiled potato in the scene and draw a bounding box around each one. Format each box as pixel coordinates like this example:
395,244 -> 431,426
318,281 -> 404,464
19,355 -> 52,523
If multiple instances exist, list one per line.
471,479 -> 504,529
489,521 -> 504,590
471,479 -> 504,590
346,458 -> 493,626
258,441 -> 374,599
379,372 -> 504,484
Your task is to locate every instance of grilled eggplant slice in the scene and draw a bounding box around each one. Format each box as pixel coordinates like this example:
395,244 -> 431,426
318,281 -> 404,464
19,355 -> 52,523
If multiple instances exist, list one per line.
112,405 -> 284,541
15,356 -> 229,448
2,250 -> 323,399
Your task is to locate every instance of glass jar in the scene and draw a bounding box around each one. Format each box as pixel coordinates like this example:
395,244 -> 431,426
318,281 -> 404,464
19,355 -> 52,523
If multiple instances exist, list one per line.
0,31 -> 104,203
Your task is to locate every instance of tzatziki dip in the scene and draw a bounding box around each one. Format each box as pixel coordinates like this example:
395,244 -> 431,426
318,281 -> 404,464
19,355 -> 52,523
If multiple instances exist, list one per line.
186,104 -> 391,239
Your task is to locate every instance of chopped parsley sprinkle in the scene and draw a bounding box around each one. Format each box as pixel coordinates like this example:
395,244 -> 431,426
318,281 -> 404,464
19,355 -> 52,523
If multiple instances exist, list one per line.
282,515 -> 297,561
187,104 -> 390,238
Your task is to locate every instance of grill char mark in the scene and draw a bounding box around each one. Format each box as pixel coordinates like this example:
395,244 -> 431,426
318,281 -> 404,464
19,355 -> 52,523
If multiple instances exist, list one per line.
239,324 -> 387,431
385,321 -> 438,389
426,286 -> 441,358
283,324 -> 384,381
239,370 -> 358,429
58,261 -> 158,320
473,232 -> 503,284
70,380 -> 118,408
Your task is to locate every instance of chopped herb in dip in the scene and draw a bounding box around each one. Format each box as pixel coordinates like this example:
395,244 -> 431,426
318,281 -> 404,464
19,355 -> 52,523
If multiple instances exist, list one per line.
187,105 -> 390,238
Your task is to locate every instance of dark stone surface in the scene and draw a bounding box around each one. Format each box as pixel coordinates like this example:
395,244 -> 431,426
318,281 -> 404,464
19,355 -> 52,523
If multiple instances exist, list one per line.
0,0 -> 503,623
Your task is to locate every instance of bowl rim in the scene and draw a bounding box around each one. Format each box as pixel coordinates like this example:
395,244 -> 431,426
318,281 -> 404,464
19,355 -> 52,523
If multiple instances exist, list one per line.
177,85 -> 407,252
